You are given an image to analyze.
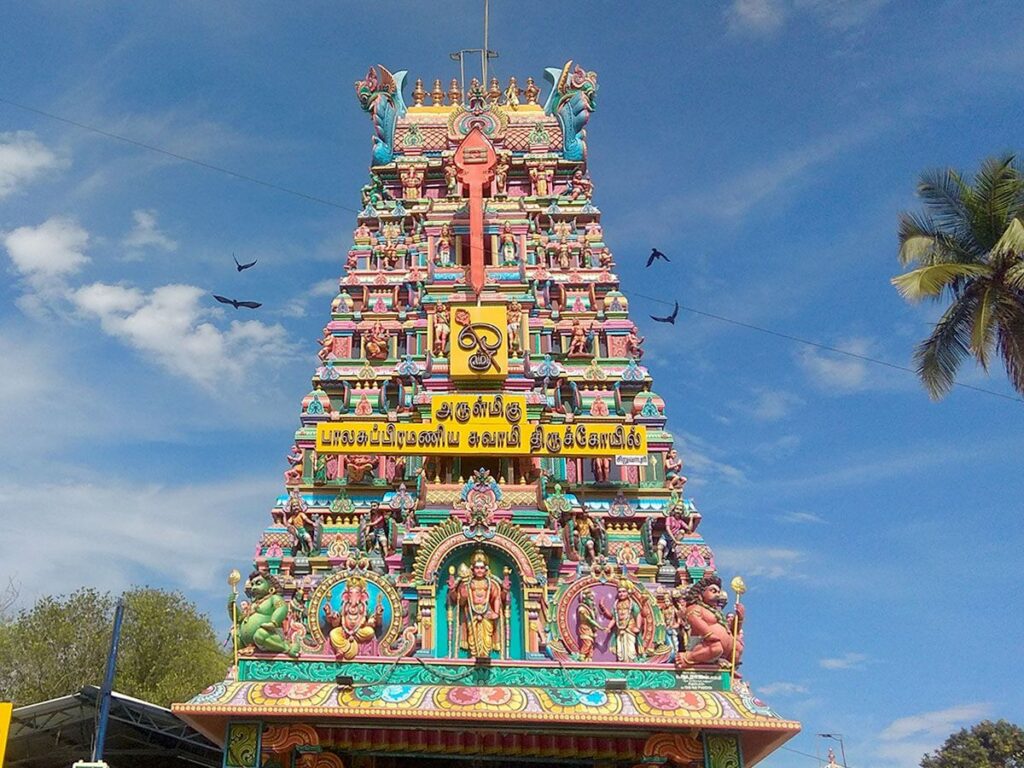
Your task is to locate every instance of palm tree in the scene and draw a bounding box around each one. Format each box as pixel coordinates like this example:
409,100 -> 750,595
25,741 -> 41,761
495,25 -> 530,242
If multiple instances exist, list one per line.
892,153 -> 1024,399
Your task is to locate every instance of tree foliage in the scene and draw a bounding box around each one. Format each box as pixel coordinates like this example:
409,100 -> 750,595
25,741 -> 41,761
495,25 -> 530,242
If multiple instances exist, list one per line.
0,587 -> 229,708
921,720 -> 1024,768
893,154 -> 1024,399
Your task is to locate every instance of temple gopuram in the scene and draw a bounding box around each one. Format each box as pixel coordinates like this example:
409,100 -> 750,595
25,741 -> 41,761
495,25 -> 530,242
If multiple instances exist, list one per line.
173,61 -> 801,768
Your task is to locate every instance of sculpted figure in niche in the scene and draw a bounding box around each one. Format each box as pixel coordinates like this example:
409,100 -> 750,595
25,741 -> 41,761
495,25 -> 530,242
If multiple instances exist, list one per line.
494,154 -> 511,193
228,571 -> 299,657
677,573 -> 744,670
365,320 -> 390,360
323,576 -> 383,660
600,580 -> 644,662
575,588 -> 603,661
447,550 -> 509,659
664,448 -> 687,491
436,223 -> 453,266
499,221 -> 518,264
506,298 -> 522,355
433,305 -> 450,355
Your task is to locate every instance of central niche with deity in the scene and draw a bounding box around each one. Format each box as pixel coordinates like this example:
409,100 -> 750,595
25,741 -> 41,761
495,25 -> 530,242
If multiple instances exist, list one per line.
437,547 -> 523,660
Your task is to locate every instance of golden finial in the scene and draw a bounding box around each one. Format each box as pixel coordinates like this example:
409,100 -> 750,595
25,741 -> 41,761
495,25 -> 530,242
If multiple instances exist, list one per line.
448,78 -> 462,105
431,79 -> 444,105
412,78 -> 426,106
730,576 -> 747,596
524,76 -> 540,105
228,569 -> 242,593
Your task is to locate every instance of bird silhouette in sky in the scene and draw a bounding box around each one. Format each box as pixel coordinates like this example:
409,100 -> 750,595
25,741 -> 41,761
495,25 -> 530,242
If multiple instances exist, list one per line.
646,248 -> 670,267
650,301 -> 679,324
233,253 -> 258,271
213,294 -> 262,309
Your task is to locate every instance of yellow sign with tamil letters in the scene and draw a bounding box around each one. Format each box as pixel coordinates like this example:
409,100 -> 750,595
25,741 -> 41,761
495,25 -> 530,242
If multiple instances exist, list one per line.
450,305 -> 508,380
315,420 -> 646,457
431,394 -> 526,425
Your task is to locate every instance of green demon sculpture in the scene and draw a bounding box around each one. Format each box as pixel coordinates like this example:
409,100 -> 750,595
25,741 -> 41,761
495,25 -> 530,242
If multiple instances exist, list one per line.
228,571 -> 300,657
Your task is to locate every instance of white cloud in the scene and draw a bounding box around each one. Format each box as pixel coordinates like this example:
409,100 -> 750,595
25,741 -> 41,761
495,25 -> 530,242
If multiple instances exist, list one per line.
3,216 -> 90,282
123,209 -> 177,253
714,546 -> 804,579
819,651 -> 868,669
671,432 -> 748,487
749,389 -> 803,422
310,278 -> 339,297
72,281 -> 294,389
727,0 -> 785,34
776,511 -> 825,524
1,476 -> 280,605
757,681 -> 810,696
794,0 -> 890,31
876,703 -> 992,768
797,337 -> 874,391
0,131 -> 66,198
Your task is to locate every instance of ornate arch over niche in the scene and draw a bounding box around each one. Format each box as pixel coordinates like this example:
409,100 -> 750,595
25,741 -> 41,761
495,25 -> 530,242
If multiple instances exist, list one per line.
413,517 -> 544,586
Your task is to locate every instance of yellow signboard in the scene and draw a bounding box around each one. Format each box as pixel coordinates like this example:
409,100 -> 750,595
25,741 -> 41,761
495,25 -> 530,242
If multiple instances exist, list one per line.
316,420 -> 646,457
431,394 -> 526,425
450,305 -> 508,380
0,701 -> 11,767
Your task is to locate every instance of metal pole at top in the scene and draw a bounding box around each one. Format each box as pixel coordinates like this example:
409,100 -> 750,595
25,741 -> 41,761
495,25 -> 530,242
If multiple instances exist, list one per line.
483,0 -> 490,84
92,597 -> 125,762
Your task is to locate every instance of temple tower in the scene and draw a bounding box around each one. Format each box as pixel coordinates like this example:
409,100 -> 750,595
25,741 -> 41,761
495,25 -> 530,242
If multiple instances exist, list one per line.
174,61 -> 800,768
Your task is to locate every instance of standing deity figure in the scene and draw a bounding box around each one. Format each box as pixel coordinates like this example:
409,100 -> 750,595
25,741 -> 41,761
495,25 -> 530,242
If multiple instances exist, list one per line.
317,325 -> 336,362
494,154 -> 511,194
284,444 -> 303,486
529,164 -> 554,197
656,588 -> 680,656
567,319 -> 590,356
506,298 -> 522,355
504,77 -> 521,109
444,162 -> 460,196
499,221 -> 518,264
433,304 -> 451,356
625,325 -> 645,360
365,320 -> 390,360
565,169 -> 594,201
447,550 -> 509,659
677,573 -> 744,670
591,456 -> 611,483
664,448 -> 687,491
436,223 -> 453,266
575,588 -> 603,661
567,505 -> 606,564
361,501 -> 394,558
323,577 -> 383,660
600,580 -> 643,662
284,488 -> 317,557
657,495 -> 701,566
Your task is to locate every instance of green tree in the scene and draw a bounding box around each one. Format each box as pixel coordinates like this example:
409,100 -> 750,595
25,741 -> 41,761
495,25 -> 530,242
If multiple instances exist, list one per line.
921,720 -> 1024,768
0,587 -> 229,707
892,153 -> 1024,399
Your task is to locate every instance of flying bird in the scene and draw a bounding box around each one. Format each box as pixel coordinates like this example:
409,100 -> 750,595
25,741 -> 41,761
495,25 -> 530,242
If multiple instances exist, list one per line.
650,301 -> 679,325
213,294 -> 262,310
646,248 -> 670,267
234,253 -> 258,271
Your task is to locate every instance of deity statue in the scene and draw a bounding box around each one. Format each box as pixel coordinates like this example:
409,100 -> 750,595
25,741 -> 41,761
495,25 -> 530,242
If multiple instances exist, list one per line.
284,488 -> 319,557
567,319 -> 593,357
529,163 -> 554,197
656,587 -> 681,657
565,504 -> 606,564
436,223 -> 453,266
575,588 -> 603,661
565,169 -> 594,201
323,577 -> 383,660
494,154 -> 511,194
444,162 -> 459,196
360,501 -> 395,559
311,450 -> 328,485
447,550 -> 510,659
544,61 -> 598,161
677,573 -> 744,670
433,304 -> 450,355
600,580 -> 644,662
365,320 -> 390,360
504,77 -> 521,109
506,299 -> 522,355
228,572 -> 300,657
317,325 -> 337,362
625,325 -> 645,360
657,493 -> 701,566
345,250 -> 359,271
346,454 -> 378,483
664,448 -> 687,491
360,171 -> 387,208
591,456 -> 611,483
499,221 -> 518,264
284,444 -> 303,486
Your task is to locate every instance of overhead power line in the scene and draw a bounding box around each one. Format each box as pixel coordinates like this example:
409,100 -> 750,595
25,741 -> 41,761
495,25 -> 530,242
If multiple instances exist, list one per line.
3,96 -> 1019,405
632,291 -> 1023,404
0,96 -> 360,214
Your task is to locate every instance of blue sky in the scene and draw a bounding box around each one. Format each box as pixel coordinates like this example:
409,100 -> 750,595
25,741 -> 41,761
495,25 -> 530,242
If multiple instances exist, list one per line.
2,1 -> 1023,766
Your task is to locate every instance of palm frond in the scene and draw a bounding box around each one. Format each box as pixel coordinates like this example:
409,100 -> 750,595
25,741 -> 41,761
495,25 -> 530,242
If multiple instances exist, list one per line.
970,285 -> 997,370
1005,260 -> 1024,293
917,168 -> 974,238
892,263 -> 991,302
971,154 -> 1024,250
913,293 -> 979,400
994,294 -> 1024,397
991,217 -> 1024,261
897,212 -> 981,267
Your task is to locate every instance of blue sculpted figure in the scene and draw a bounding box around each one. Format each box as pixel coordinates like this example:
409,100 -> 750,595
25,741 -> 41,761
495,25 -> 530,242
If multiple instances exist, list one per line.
543,61 -> 598,162
354,64 -> 408,166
